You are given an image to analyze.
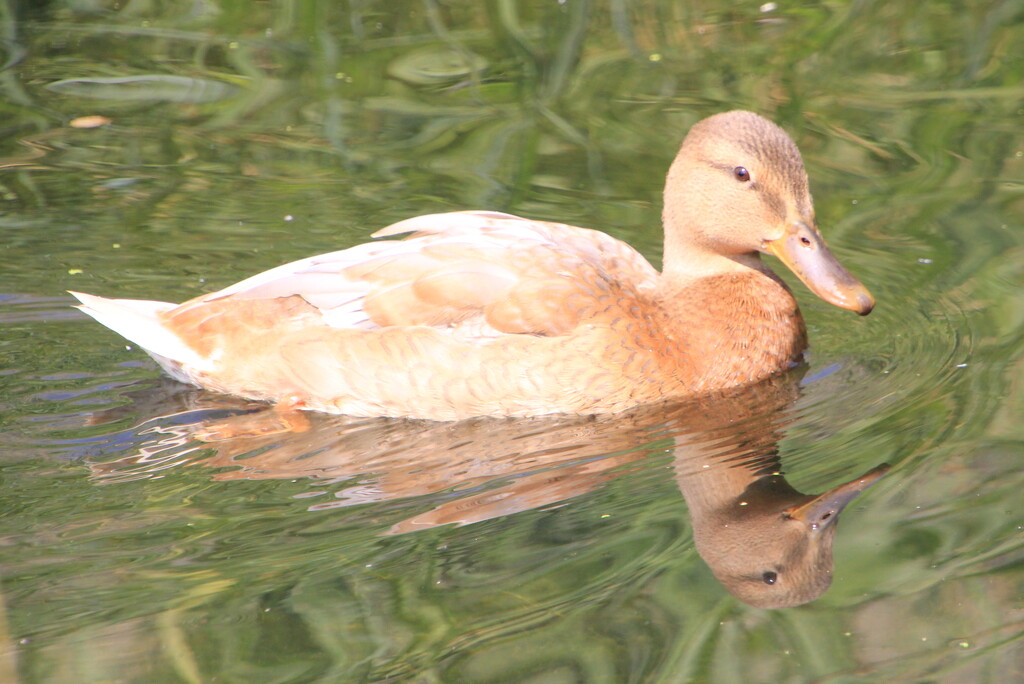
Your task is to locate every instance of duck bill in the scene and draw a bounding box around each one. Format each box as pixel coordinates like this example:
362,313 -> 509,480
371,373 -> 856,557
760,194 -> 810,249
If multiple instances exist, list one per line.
763,223 -> 875,315
786,464 -> 891,531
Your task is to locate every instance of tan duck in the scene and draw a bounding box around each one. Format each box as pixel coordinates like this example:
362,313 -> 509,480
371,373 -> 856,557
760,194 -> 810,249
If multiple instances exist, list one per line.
71,111 -> 874,420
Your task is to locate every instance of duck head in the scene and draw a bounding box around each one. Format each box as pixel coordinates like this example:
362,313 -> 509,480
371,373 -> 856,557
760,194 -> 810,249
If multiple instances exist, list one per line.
662,110 -> 874,315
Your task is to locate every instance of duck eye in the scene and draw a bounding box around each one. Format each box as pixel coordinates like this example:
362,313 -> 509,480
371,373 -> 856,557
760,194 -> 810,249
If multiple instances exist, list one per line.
734,166 -> 750,182
762,571 -> 778,585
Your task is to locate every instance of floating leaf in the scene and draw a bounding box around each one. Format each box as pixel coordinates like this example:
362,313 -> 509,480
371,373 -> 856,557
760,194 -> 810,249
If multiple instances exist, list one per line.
46,75 -> 238,103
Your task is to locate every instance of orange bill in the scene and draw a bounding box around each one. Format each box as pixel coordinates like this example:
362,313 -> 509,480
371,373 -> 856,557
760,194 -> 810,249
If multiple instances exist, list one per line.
763,222 -> 875,315
785,464 -> 891,530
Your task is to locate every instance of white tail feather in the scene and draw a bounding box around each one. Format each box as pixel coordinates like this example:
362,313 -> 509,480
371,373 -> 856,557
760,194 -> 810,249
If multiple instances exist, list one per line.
69,291 -> 212,377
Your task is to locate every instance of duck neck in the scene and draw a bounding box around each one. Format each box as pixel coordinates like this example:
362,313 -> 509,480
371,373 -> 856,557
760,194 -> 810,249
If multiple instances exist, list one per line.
681,467 -> 810,527
659,205 -> 771,284
660,248 -> 767,293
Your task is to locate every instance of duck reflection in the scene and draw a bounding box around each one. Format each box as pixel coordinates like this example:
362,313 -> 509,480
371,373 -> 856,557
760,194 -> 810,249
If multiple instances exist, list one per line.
88,372 -> 888,608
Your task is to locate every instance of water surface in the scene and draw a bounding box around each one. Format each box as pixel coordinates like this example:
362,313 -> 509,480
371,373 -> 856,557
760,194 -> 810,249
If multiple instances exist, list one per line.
1,1 -> 1022,682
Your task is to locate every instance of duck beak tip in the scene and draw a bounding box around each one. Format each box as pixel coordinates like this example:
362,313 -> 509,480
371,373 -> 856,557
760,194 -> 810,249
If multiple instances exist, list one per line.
854,292 -> 875,316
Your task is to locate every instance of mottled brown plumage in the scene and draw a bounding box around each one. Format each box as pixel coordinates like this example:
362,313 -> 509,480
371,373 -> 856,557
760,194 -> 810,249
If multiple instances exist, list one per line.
70,111 -> 874,420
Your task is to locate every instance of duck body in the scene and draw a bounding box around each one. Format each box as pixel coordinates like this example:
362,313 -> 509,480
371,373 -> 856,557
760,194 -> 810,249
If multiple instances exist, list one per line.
72,111 -> 873,420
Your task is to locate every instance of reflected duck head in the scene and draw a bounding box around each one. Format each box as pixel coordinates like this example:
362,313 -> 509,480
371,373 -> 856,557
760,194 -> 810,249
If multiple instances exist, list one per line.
662,110 -> 874,315
693,464 -> 890,609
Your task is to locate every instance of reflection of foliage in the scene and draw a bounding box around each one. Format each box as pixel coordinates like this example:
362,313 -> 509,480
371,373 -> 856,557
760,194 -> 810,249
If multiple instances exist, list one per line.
6,0 -> 1022,249
2,1 -> 1023,682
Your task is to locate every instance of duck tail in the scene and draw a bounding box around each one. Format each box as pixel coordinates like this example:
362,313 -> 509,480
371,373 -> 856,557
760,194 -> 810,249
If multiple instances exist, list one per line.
69,291 -> 210,384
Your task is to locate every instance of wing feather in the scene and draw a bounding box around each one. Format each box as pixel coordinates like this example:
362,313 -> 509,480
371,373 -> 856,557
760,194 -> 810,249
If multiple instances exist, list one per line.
179,210 -> 658,339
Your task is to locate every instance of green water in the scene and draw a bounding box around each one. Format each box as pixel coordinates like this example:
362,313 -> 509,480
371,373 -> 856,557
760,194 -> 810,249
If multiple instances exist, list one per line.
1,0 -> 1022,682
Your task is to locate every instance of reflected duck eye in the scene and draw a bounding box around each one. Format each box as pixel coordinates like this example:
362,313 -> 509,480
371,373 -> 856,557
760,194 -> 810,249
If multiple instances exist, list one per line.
762,571 -> 778,585
734,166 -> 750,182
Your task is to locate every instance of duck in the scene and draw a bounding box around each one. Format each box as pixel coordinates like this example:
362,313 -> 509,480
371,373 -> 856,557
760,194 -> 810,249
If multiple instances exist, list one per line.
71,110 -> 874,421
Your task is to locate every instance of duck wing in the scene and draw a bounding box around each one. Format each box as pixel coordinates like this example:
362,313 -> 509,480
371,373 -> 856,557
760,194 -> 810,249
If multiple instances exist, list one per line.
171,210 -> 659,340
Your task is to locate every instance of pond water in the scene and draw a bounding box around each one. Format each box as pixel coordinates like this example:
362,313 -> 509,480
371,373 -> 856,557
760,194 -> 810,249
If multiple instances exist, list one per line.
1,1 -> 1022,682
